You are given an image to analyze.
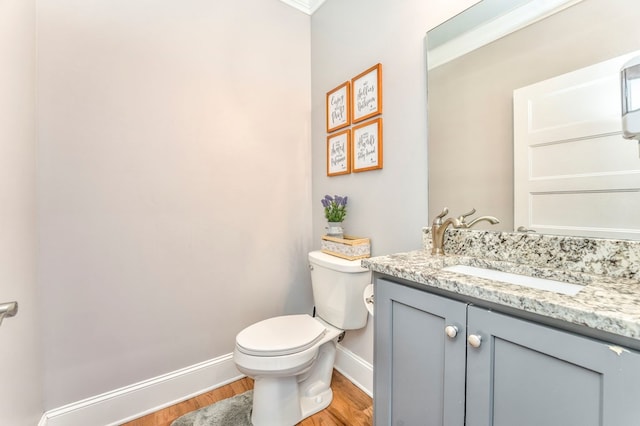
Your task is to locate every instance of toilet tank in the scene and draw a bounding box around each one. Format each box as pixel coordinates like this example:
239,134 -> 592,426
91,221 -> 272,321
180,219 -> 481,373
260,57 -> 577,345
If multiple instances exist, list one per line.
308,251 -> 370,330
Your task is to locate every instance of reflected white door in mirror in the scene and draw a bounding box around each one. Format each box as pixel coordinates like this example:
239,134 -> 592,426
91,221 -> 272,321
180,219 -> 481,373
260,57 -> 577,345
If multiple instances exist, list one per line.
514,50 -> 640,240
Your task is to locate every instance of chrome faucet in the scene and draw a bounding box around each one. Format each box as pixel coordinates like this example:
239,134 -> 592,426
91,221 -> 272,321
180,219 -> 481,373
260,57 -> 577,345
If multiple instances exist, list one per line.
431,207 -> 500,255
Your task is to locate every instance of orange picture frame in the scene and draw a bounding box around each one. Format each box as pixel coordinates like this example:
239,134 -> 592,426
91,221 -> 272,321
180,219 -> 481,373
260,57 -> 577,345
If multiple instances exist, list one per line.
351,63 -> 382,124
326,81 -> 351,133
352,118 -> 382,172
327,129 -> 351,176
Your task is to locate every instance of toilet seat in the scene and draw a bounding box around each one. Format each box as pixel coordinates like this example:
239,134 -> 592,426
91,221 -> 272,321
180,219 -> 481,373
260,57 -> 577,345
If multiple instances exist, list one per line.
236,314 -> 327,356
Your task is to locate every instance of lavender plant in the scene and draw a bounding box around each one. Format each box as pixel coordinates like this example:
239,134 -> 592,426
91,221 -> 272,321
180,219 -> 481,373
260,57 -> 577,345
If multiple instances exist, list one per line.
321,195 -> 348,222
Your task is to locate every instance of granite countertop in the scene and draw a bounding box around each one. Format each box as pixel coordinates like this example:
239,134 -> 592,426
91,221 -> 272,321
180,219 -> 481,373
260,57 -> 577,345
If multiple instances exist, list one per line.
362,250 -> 640,342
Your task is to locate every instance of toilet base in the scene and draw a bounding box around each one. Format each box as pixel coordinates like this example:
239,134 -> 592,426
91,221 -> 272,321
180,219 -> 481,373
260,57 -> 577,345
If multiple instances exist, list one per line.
250,377 -> 334,426
250,340 -> 337,426
251,375 -> 303,426
300,387 -> 333,418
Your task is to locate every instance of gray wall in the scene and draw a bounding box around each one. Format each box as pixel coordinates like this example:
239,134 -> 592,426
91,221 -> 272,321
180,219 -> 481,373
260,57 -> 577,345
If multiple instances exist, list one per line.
37,0 -> 312,408
310,0 -> 478,364
428,0 -> 640,230
2,0 -> 484,414
0,0 -> 43,424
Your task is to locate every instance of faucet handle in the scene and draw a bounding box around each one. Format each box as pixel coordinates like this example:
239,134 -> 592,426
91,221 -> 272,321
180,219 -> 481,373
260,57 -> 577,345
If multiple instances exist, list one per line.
517,226 -> 536,233
433,207 -> 449,225
457,208 -> 476,224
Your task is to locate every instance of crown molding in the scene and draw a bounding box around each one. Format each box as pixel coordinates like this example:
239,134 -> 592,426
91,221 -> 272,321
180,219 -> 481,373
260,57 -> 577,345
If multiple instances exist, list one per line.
279,0 -> 326,15
428,0 -> 584,70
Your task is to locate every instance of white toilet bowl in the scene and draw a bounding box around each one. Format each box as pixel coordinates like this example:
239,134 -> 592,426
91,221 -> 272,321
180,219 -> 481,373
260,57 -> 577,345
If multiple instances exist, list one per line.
234,314 -> 342,426
233,251 -> 370,426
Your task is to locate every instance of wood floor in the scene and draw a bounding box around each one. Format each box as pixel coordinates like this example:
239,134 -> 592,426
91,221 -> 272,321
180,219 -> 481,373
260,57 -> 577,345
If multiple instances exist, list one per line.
121,370 -> 373,426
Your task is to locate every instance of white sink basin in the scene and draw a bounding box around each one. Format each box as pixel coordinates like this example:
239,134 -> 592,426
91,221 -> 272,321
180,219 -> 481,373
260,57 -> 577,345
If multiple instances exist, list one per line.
442,265 -> 584,296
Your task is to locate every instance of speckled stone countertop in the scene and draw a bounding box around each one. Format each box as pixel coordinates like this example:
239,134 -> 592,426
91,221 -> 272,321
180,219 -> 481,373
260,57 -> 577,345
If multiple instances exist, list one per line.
362,229 -> 640,342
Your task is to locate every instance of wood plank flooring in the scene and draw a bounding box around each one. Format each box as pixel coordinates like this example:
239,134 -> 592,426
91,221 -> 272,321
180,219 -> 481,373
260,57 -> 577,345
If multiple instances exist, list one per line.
121,370 -> 372,426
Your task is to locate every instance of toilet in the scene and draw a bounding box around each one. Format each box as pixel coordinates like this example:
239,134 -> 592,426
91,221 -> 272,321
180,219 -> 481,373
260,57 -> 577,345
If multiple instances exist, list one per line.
233,250 -> 370,426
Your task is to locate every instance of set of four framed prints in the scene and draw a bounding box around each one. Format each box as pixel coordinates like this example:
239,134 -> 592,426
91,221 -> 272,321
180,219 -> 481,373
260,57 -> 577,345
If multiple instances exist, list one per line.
326,63 -> 382,176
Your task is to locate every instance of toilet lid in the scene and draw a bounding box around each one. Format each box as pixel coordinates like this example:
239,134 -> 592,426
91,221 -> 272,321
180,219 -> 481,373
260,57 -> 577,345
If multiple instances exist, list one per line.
236,314 -> 327,356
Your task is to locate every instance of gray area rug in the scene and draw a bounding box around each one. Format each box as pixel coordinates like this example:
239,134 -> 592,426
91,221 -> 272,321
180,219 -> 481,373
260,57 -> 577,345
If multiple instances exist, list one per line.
170,390 -> 253,426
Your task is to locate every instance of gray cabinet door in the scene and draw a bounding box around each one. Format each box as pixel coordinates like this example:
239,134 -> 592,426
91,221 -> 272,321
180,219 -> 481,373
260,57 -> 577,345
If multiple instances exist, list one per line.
466,306 -> 640,426
374,279 -> 467,426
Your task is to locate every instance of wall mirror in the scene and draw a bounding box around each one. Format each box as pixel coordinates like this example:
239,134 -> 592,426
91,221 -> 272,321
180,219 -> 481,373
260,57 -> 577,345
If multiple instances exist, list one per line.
426,0 -> 640,240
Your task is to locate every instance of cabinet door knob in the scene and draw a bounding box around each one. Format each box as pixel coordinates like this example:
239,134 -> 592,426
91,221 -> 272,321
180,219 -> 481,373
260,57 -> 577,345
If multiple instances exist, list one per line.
444,325 -> 458,338
467,334 -> 482,348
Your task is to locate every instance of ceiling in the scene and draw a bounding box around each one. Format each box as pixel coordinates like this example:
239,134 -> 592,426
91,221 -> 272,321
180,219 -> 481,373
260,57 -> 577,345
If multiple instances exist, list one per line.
279,0 -> 326,15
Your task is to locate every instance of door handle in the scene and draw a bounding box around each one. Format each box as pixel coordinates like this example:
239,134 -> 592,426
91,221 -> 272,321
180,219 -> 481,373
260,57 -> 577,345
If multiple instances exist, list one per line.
467,334 -> 482,348
445,325 -> 458,338
0,301 -> 18,326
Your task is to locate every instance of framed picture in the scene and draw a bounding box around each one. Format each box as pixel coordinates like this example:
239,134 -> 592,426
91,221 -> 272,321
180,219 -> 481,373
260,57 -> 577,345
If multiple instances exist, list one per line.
326,81 -> 351,133
352,118 -> 383,172
351,63 -> 382,123
327,129 -> 351,176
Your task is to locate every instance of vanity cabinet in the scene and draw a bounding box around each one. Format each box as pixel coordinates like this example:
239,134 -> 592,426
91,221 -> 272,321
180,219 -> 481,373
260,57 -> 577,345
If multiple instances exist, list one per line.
374,277 -> 640,426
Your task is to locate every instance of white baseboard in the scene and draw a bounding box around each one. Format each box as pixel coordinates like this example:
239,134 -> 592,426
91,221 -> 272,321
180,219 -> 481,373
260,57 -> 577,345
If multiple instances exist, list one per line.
334,343 -> 373,397
40,353 -> 243,426
37,414 -> 47,426
38,345 -> 373,426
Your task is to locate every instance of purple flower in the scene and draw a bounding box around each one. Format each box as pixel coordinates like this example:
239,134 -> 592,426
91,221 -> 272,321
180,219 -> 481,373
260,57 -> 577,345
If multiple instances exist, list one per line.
321,194 -> 348,222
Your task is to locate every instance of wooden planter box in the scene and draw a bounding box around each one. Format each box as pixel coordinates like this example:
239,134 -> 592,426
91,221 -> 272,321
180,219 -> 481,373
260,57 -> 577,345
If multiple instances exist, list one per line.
321,235 -> 371,260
